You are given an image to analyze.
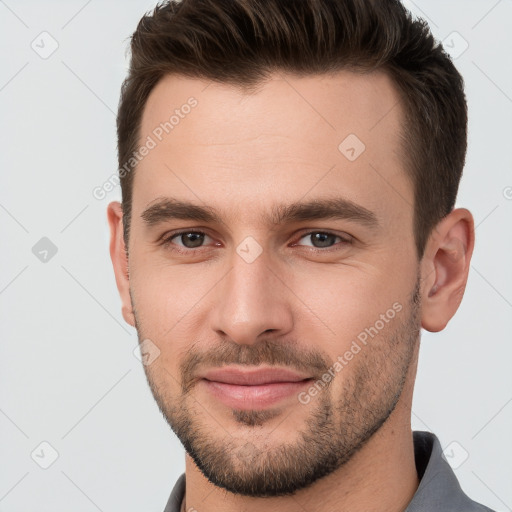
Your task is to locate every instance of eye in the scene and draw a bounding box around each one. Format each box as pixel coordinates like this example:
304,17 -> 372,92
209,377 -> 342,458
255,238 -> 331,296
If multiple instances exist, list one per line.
293,231 -> 352,250
159,229 -> 352,255
161,230 -> 214,252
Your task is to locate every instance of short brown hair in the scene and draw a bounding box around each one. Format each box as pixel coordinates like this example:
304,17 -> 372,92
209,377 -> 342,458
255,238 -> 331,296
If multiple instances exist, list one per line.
117,0 -> 467,259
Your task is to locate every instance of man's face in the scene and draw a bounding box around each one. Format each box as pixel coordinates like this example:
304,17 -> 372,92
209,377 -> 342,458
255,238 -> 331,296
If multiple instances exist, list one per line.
123,71 -> 422,496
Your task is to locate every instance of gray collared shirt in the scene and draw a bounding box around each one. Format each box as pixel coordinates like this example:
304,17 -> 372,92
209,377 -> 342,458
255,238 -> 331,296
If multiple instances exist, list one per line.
163,431 -> 495,512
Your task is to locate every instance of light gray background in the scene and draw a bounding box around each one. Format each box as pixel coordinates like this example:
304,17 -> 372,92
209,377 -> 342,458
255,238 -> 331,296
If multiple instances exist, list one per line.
1,0 -> 511,511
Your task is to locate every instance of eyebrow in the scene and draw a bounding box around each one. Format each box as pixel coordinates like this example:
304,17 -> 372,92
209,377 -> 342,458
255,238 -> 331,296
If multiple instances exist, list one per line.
141,196 -> 379,230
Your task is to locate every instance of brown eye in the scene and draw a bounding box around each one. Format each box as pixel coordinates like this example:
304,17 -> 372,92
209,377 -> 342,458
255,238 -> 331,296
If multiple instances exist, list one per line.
176,232 -> 206,248
162,231 -> 213,251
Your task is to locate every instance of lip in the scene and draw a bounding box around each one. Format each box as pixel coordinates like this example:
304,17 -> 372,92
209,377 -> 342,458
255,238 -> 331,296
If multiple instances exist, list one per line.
201,366 -> 312,385
200,366 -> 313,410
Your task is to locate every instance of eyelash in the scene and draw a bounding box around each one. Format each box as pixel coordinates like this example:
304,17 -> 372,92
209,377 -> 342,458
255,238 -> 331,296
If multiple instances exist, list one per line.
159,229 -> 353,255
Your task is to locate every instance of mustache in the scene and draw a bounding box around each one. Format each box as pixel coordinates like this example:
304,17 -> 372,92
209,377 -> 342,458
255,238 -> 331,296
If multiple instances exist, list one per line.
180,338 -> 331,393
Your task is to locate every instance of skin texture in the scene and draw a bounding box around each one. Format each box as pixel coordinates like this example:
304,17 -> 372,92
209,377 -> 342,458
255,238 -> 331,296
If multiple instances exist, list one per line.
108,71 -> 474,512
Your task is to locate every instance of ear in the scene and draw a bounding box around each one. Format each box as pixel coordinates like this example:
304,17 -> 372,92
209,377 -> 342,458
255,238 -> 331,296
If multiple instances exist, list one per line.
420,208 -> 475,332
107,201 -> 135,327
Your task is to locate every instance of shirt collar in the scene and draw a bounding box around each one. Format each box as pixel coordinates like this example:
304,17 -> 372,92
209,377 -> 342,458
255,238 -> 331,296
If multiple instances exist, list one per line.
405,431 -> 493,511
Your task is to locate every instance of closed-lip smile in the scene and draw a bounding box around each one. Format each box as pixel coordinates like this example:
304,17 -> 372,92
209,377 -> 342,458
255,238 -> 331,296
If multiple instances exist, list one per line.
199,366 -> 314,410
201,366 -> 312,385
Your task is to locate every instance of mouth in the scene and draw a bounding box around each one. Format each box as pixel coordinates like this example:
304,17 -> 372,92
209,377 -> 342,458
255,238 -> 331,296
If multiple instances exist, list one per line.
199,366 -> 314,409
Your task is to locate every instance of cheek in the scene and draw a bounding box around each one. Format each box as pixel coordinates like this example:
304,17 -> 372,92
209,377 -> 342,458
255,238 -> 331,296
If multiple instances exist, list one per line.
131,259 -> 207,322
130,261 -> 221,371
292,264 -> 402,321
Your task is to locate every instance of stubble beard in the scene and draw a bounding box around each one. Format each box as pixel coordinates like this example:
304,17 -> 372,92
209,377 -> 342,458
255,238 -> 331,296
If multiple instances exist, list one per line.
132,276 -> 421,497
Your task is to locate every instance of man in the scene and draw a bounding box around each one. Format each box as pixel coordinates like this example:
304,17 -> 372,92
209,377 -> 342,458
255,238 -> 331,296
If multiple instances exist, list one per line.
107,0 -> 495,511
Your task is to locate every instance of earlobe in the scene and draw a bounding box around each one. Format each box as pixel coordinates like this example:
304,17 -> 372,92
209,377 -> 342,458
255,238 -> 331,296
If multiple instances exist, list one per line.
107,201 -> 135,328
420,208 -> 475,332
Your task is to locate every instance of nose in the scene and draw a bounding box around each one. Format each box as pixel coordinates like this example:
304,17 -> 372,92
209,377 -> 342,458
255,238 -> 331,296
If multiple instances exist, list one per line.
209,246 -> 294,346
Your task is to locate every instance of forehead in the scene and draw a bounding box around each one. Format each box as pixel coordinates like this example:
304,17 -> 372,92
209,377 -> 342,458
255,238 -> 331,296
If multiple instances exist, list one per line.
141,70 -> 404,146
132,70 -> 412,228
